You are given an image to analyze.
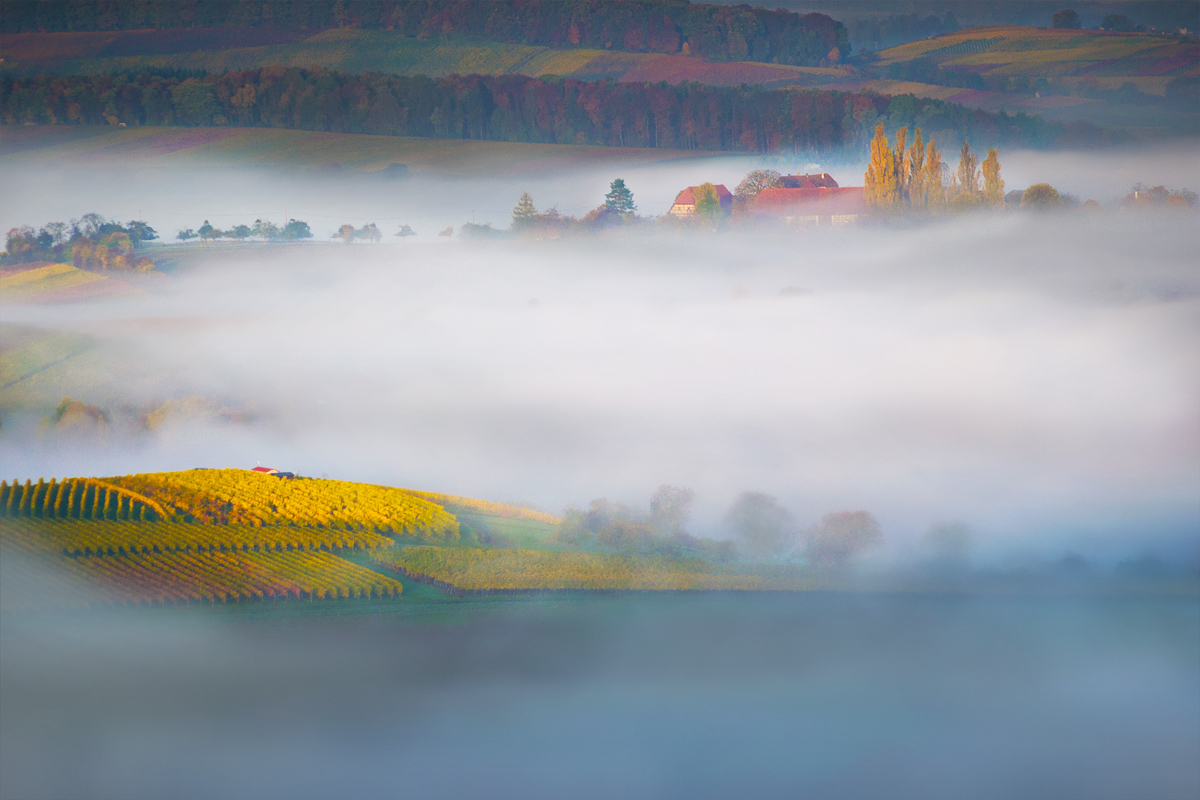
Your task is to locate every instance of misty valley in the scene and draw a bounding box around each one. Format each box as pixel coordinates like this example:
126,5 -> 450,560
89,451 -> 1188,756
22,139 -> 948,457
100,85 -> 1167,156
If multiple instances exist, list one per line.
2,1 -> 1199,798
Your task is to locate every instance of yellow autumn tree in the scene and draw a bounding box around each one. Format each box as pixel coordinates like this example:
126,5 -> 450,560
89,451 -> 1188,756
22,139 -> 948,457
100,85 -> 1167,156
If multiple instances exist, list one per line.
893,126 -> 909,203
982,148 -> 1005,207
907,128 -> 926,208
864,123 -> 898,211
923,138 -> 945,211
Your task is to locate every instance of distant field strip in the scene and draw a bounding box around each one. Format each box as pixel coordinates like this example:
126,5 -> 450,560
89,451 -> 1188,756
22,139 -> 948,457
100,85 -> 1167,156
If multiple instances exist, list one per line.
372,546 -> 812,592
876,25 -> 1197,78
0,329 -> 91,388
400,489 -> 561,525
108,469 -> 461,537
0,518 -> 395,556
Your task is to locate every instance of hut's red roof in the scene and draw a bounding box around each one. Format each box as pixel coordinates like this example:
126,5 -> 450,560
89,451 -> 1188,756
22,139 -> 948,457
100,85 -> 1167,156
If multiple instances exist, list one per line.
672,184 -> 733,205
754,186 -> 864,215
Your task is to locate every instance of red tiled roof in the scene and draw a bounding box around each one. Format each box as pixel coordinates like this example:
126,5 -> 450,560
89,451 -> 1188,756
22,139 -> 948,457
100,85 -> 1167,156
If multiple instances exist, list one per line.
754,186 -> 864,215
672,184 -> 733,206
776,173 -> 840,189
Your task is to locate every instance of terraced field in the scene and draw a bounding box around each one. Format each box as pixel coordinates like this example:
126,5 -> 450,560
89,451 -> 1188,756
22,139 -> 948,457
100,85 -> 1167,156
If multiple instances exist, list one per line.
875,25 -> 1199,84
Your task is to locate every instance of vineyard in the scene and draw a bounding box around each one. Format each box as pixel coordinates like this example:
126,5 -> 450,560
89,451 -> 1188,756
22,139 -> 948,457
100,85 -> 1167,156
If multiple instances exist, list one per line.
371,547 -> 812,593
106,469 -> 460,537
0,518 -> 395,556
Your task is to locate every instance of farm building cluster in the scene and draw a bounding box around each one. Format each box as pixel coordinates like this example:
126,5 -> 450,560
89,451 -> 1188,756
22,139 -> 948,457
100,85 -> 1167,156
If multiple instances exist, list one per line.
668,173 -> 864,226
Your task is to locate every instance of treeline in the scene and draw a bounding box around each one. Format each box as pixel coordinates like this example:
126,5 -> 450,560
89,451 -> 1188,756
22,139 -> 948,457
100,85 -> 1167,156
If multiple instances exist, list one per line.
0,0 -> 848,65
0,69 -> 1100,153
3,213 -> 157,270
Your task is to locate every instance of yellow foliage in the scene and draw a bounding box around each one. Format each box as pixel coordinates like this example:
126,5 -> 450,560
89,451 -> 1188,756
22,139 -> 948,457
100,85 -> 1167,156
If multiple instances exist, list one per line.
106,469 -> 460,537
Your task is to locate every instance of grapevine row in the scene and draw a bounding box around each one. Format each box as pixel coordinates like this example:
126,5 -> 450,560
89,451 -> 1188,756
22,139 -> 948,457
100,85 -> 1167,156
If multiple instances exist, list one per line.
1,478 -> 164,521
1,518 -> 395,557
1,547 -> 403,612
371,547 -> 813,592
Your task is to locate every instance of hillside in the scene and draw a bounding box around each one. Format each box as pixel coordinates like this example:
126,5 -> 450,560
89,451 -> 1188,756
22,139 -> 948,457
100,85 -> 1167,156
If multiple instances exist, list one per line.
0,125 -> 718,175
0,469 -> 799,611
1,27 -> 854,88
874,25 -> 1198,84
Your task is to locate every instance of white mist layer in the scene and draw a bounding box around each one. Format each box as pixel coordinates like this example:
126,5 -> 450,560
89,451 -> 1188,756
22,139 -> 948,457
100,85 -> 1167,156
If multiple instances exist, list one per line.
3,204 -> 1197,560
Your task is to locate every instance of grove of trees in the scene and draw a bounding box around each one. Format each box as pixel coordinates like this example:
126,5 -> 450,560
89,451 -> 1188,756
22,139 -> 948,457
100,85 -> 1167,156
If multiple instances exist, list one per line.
3,214 -> 157,270
1,68 -> 1084,153
0,0 -> 849,66
864,124 -> 1008,212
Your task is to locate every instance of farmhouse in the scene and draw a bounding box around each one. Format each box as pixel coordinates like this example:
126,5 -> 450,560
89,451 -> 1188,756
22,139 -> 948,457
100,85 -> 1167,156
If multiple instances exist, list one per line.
669,184 -> 733,217
753,173 -> 865,225
250,466 -> 295,478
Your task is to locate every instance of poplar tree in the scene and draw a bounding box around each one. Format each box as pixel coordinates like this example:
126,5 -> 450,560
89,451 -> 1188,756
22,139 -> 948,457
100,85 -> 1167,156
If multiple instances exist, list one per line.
893,126 -> 909,203
907,128 -> 926,209
864,123 -> 898,211
924,139 -> 945,210
982,149 -> 1005,207
956,140 -> 980,197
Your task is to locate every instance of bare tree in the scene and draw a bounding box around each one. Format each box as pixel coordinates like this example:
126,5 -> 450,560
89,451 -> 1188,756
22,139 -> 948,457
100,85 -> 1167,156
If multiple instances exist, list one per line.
734,169 -> 781,200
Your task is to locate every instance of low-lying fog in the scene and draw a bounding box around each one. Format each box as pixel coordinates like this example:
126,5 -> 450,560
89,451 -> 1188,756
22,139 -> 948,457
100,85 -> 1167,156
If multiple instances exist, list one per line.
2,143 -> 1199,566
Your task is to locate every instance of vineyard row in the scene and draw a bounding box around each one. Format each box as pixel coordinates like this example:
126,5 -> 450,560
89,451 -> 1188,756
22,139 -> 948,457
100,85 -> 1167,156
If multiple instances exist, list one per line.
1,545 -> 403,612
1,478 -> 163,521
0,518 -> 395,557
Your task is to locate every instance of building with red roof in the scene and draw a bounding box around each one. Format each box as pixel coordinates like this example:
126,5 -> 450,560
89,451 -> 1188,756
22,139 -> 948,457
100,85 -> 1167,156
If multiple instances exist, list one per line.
668,184 -> 734,217
752,173 -> 864,225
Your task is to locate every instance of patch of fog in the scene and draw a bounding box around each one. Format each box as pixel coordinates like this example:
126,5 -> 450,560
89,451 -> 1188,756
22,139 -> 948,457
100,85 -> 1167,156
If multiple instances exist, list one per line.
2,202 -> 1197,565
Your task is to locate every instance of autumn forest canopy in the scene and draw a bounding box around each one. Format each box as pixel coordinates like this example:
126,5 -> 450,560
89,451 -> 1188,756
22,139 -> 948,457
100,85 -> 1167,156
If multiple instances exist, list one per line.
0,69 -> 1104,153
0,0 -> 850,66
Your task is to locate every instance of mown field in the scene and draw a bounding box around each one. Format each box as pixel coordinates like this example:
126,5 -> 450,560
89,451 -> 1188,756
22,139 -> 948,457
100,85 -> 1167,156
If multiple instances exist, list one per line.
875,25 -> 1198,83
0,124 -> 717,175
1,27 -> 853,87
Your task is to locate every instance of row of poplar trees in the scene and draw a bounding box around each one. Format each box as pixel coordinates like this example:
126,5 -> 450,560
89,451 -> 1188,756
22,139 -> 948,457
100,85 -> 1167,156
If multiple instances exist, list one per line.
864,123 -> 1004,212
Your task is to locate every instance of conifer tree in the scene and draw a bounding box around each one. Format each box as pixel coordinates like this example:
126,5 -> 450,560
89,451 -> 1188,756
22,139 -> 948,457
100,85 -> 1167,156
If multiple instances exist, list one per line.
956,140 -> 979,197
604,179 -> 636,217
864,123 -> 898,211
982,149 -> 1005,207
907,128 -> 926,209
512,192 -> 537,229
924,139 -> 945,210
